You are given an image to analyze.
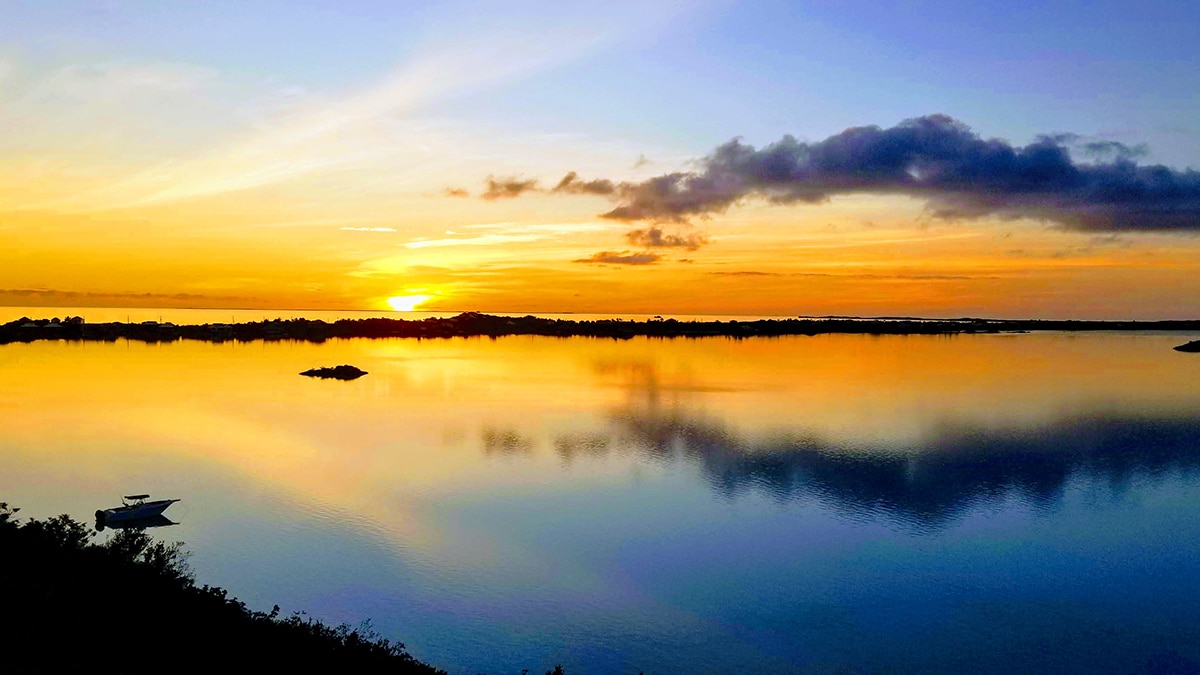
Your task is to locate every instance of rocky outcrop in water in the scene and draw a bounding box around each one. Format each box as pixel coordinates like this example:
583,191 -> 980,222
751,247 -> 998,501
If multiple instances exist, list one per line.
1174,340 -> 1200,352
300,365 -> 368,380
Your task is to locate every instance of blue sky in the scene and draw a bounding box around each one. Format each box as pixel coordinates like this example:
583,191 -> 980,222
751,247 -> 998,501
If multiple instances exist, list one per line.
5,0 -> 1197,164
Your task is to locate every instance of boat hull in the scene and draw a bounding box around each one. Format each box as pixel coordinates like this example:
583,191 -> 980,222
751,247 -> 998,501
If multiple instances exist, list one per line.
100,499 -> 179,522
95,514 -> 176,531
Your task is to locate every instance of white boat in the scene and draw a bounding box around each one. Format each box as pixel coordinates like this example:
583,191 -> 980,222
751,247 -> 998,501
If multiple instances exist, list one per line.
95,494 -> 180,525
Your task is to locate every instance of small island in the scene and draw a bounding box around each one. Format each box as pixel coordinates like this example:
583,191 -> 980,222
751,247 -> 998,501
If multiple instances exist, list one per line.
1174,340 -> 1200,353
301,364 -> 369,380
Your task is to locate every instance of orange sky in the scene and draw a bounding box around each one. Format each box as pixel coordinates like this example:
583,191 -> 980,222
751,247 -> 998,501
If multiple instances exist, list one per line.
6,182 -> 1200,319
2,3 -> 1199,319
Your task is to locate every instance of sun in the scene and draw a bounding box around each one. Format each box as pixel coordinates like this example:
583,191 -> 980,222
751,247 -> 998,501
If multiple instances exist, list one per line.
386,295 -> 433,312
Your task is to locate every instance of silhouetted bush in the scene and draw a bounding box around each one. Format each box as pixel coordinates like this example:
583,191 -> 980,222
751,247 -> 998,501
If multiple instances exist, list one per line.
0,503 -> 445,674
9,311 -> 1200,345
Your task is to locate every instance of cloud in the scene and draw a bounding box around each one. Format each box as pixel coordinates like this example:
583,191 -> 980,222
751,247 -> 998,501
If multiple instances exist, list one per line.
0,60 -> 221,172
30,61 -> 217,99
573,251 -> 661,265
552,171 -> 615,195
38,1 -> 697,210
625,226 -> 708,250
462,221 -> 613,235
0,288 -> 244,302
481,175 -> 539,200
482,428 -> 534,456
708,271 -> 988,280
443,187 -> 470,198
1079,139 -> 1147,161
0,58 -> 14,91
535,115 -> 1200,232
709,271 -> 781,277
340,226 -> 397,232
405,233 -> 542,248
596,406 -> 1200,528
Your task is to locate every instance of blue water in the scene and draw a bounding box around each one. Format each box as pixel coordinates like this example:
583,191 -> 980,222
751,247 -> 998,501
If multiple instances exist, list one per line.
2,333 -> 1200,673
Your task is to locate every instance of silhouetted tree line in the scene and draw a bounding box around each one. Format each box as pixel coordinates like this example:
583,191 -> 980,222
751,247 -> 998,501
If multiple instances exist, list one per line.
0,503 -> 446,674
5,312 -> 1200,345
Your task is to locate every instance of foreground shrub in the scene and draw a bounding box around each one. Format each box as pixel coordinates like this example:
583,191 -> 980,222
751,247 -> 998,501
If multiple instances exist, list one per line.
0,503 -> 444,674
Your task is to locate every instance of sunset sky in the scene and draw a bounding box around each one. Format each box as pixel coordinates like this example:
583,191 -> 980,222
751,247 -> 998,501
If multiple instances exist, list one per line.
2,0 -> 1199,318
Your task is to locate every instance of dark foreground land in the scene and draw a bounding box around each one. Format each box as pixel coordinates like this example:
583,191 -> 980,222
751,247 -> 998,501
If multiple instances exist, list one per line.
0,503 -> 447,674
5,312 -> 1200,345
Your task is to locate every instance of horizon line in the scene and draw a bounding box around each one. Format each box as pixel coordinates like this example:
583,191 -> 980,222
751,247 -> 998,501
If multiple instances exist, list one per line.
4,304 -> 1200,325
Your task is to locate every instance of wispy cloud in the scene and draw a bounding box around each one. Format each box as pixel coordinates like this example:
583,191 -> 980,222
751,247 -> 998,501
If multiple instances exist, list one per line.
0,60 -> 219,156
707,271 -> 988,280
0,288 -> 245,303
0,58 -> 14,92
626,226 -> 708,250
780,232 -> 984,250
26,61 -> 217,100
341,226 -> 398,232
467,170 -> 620,201
244,217 -> 384,229
405,233 -> 543,249
40,1 -> 697,211
462,221 -> 614,235
405,221 -> 617,249
481,176 -> 539,200
709,270 -> 779,277
553,171 -> 616,195
573,251 -> 661,265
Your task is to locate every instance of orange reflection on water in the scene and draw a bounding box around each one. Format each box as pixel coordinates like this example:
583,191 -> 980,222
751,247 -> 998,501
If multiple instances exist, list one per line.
3,333 -> 1199,542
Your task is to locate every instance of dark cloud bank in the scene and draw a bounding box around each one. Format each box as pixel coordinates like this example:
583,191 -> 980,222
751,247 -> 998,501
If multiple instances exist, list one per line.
497,115 -> 1200,232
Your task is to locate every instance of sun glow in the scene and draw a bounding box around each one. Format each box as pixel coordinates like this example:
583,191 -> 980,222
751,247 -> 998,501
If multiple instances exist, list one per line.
386,295 -> 433,312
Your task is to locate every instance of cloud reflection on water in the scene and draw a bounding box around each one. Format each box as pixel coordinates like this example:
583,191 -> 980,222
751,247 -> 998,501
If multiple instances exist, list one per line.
546,407 -> 1200,532
481,427 -> 534,456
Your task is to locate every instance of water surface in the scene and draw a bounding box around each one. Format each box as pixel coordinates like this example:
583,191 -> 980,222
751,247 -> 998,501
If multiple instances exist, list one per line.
3,333 -> 1200,673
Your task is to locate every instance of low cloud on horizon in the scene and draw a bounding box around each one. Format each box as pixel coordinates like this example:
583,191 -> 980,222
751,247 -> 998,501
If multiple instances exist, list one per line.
573,251 -> 661,265
0,288 -> 247,303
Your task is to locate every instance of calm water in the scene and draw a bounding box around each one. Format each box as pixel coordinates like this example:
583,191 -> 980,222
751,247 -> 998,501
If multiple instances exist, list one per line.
3,333 -> 1200,673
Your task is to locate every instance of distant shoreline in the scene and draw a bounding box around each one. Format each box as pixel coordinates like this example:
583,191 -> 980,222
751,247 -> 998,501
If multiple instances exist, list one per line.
3,312 -> 1200,345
